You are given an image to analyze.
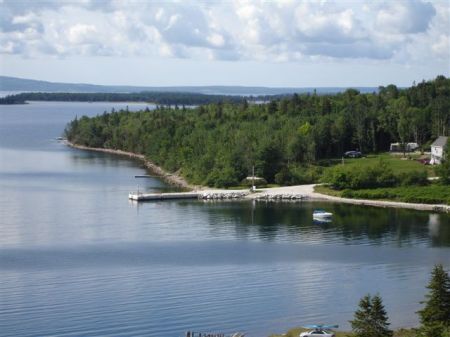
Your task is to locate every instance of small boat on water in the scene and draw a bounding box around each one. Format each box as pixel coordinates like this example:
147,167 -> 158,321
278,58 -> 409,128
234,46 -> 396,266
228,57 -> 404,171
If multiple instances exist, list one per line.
313,209 -> 333,220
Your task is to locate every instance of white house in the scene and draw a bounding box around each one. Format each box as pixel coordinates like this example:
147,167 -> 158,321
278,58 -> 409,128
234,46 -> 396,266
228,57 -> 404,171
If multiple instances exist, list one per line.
430,136 -> 448,165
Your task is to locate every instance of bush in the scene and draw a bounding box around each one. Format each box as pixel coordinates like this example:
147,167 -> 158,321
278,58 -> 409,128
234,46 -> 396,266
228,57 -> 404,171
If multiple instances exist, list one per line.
274,166 -> 292,185
322,165 -> 352,190
338,184 -> 450,204
399,170 -> 429,186
323,160 -> 398,190
323,160 -> 432,190
275,165 -> 322,185
341,189 -> 396,199
436,159 -> 450,185
205,167 -> 239,188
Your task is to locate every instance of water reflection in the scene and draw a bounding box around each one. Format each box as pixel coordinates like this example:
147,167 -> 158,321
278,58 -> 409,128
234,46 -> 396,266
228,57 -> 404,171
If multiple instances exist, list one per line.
1,101 -> 450,336
183,200 -> 450,247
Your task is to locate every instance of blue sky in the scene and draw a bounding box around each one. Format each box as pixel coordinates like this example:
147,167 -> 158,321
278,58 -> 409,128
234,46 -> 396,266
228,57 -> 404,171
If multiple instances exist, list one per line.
0,0 -> 449,87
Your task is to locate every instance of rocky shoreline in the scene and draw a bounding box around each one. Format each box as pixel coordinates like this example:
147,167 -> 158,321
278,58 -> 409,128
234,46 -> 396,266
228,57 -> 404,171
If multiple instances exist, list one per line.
66,142 -> 449,212
66,141 -> 196,190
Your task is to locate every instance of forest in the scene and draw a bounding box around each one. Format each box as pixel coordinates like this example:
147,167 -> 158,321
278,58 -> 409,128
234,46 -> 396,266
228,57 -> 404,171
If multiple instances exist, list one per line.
0,91 -> 245,105
65,76 -> 450,188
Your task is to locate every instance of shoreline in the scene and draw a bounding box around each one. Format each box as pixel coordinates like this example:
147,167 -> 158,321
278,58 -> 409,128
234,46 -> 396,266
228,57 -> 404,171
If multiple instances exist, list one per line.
66,142 -> 449,213
66,141 -> 196,190
252,184 -> 449,212
309,185 -> 450,213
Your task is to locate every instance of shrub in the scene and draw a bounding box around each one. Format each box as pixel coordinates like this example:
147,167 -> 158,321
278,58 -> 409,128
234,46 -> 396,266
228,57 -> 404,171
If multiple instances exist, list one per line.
275,165 -> 322,185
205,167 -> 239,188
274,166 -> 292,185
323,160 -> 398,190
399,170 -> 429,186
322,165 -> 352,190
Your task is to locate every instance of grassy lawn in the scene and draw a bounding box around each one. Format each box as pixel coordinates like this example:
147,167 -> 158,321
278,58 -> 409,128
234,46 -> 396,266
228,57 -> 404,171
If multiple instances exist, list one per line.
315,184 -> 342,197
268,327 -> 418,337
315,184 -> 450,205
323,153 -> 435,176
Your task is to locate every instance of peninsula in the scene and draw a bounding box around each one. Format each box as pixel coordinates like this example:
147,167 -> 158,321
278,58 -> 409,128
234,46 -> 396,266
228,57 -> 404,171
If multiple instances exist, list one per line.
64,76 -> 450,208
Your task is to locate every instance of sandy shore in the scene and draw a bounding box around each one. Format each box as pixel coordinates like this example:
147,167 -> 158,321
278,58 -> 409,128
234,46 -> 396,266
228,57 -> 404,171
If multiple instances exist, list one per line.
67,142 -> 449,213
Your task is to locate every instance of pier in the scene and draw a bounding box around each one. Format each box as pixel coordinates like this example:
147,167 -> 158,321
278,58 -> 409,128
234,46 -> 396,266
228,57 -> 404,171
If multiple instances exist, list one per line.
129,192 -> 200,201
128,190 -> 310,202
128,191 -> 249,201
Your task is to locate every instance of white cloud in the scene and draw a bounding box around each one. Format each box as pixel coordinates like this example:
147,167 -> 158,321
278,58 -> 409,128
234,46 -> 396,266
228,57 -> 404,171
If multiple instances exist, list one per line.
375,0 -> 436,34
0,0 -> 448,67
432,34 -> 450,58
207,33 -> 225,48
294,4 -> 362,43
67,24 -> 97,44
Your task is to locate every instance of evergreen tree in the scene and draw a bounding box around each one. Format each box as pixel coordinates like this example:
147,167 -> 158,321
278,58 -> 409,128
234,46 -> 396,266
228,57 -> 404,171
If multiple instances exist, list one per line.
350,294 -> 373,337
436,139 -> 450,185
418,264 -> 450,336
350,294 -> 393,337
371,295 -> 394,337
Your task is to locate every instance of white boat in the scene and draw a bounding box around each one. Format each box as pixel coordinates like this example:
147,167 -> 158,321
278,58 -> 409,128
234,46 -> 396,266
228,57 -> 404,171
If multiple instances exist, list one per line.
313,209 -> 333,220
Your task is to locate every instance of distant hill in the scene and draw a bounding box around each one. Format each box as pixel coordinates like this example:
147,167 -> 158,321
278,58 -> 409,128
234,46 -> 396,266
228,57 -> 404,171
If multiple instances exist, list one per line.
0,76 -> 378,96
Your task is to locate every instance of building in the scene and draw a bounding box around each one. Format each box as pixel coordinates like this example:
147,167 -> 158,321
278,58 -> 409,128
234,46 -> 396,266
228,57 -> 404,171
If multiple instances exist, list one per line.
430,136 -> 448,165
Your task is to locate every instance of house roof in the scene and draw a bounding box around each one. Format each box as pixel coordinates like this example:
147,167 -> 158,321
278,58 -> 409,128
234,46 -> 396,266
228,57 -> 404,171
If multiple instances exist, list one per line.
431,136 -> 448,147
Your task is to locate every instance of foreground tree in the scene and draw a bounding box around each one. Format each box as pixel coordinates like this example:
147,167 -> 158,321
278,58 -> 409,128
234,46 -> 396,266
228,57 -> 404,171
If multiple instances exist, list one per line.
350,294 -> 393,337
417,264 -> 450,336
436,139 -> 450,185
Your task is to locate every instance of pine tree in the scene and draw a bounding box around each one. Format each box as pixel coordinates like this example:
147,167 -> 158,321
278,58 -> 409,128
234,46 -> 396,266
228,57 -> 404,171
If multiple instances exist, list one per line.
350,294 -> 393,337
436,139 -> 450,184
418,264 -> 450,336
350,294 -> 373,337
371,295 -> 393,337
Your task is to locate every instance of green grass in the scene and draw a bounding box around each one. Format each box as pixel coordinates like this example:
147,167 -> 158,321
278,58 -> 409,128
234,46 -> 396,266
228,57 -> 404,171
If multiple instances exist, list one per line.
324,153 -> 435,176
268,327 -> 419,337
315,184 -> 342,196
316,184 -> 450,205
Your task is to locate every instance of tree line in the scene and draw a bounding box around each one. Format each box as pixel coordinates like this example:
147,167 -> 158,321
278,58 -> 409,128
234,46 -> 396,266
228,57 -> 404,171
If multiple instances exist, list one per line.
0,91 -> 246,105
64,76 -> 449,187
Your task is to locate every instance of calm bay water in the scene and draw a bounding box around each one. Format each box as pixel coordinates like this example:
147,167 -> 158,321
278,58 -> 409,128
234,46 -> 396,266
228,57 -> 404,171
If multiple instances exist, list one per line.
0,101 -> 449,337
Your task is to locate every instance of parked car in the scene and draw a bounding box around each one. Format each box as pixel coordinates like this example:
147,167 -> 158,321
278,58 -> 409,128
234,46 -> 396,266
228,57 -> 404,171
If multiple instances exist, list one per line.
299,325 -> 338,337
344,151 -> 362,158
299,329 -> 335,337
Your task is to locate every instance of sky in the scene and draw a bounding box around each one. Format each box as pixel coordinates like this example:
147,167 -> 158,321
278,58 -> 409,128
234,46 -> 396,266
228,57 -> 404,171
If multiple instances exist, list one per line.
0,0 -> 449,87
